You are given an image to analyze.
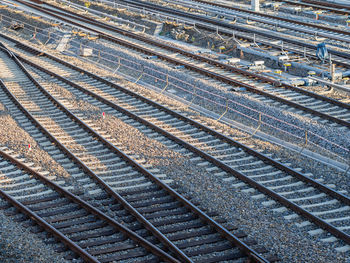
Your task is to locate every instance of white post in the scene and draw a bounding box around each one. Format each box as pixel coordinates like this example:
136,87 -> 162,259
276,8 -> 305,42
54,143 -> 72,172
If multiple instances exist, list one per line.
252,0 -> 260,12
330,63 -> 335,83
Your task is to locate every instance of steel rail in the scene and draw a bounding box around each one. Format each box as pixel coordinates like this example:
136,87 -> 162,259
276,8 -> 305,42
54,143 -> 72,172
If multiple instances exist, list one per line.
58,0 -> 350,43
300,0 -> 350,9
0,44 -> 190,263
0,147 -> 179,263
20,1 -> 350,112
0,189 -> 99,263
114,0 -> 350,51
9,39 -> 350,247
19,54 -> 350,206
24,2 -> 349,110
276,0 -> 350,14
19,0 -> 350,66
3,5 -> 350,128
0,43 -> 269,263
182,0 -> 350,33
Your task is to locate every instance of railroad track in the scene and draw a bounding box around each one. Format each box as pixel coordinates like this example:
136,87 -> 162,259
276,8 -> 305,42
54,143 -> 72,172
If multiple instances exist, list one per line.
96,0 -> 350,61
2,36 -> 350,252
3,5 -> 350,130
273,0 -> 350,15
15,0 -> 350,67
140,0 -> 350,42
0,43 -> 271,262
0,148 -> 178,263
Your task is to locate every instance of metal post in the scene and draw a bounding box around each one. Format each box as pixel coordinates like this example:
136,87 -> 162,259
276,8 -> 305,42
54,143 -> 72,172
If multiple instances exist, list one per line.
299,130 -> 308,154
97,50 -> 101,63
249,112 -> 262,138
160,74 -> 169,93
188,86 -> 197,107
32,27 -> 37,39
43,32 -> 51,45
239,113 -> 263,140
330,63 -> 336,83
344,164 -> 350,176
216,26 -> 223,40
113,57 -> 121,73
217,99 -> 229,121
135,66 -> 144,83
305,130 -> 308,146
251,0 -> 260,12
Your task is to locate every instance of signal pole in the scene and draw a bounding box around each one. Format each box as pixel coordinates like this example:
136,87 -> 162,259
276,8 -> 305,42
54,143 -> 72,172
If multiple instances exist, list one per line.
252,0 -> 260,12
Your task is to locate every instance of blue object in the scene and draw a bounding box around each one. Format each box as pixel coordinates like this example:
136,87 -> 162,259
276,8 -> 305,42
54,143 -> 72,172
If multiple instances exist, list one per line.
316,42 -> 328,61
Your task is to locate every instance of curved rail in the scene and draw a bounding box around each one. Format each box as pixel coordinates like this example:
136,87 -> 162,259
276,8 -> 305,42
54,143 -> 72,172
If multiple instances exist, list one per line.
111,0 -> 350,55
0,43 -> 269,263
19,0 -> 350,64
2,6 -> 350,129
275,0 -> 350,15
4,38 -> 350,247
180,0 -> 350,34
0,148 -> 178,263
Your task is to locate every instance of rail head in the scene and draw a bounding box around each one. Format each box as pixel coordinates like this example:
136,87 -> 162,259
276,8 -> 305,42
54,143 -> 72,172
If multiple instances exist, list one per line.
9,36 -> 350,206
11,1 -> 350,125
0,51 -> 184,263
5,38 -> 350,249
0,42 -> 270,262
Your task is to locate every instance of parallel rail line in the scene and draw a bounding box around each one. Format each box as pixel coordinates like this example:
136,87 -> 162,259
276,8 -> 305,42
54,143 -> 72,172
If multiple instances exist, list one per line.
106,0 -> 350,59
274,0 -> 350,15
146,0 -> 350,39
0,148 -> 178,263
2,36 -> 350,249
3,4 -> 350,129
0,42 -> 270,262
22,0 -> 350,66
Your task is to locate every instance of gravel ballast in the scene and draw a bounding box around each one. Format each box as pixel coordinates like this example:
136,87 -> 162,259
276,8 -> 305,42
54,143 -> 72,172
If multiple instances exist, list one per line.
28,66 -> 350,262
0,8 -> 349,263
0,207 -> 68,263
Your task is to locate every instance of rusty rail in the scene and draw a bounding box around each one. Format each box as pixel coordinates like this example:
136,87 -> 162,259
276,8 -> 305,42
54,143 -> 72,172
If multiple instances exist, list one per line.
7,40 -> 350,247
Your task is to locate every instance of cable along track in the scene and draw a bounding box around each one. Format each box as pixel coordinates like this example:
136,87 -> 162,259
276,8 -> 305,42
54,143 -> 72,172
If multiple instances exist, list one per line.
275,0 -> 350,15
6,4 -> 350,129
0,148 -> 178,263
3,35 -> 350,251
0,44 -> 271,262
76,0 -> 350,63
15,0 -> 350,68
163,0 -> 350,35
40,0 -> 350,67
126,0 -> 350,42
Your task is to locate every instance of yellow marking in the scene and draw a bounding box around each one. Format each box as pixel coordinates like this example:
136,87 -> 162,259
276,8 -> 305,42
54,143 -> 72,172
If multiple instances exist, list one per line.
87,36 -> 98,41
